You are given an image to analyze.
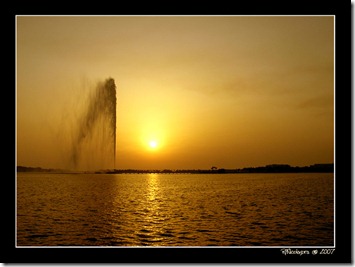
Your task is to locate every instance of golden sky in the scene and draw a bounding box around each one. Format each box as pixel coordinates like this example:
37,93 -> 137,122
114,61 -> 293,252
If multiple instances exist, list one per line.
16,15 -> 334,170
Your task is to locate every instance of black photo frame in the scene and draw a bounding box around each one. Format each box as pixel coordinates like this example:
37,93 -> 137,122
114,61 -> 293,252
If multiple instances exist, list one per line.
6,1 -> 351,264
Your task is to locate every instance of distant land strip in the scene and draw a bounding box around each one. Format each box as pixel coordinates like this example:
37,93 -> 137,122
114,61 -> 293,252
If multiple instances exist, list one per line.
17,163 -> 334,174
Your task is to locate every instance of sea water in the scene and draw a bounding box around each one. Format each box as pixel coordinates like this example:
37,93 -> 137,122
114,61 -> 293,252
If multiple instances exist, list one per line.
16,172 -> 334,247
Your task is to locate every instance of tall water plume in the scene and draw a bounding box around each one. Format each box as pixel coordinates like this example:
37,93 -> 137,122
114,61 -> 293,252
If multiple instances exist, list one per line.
70,78 -> 116,171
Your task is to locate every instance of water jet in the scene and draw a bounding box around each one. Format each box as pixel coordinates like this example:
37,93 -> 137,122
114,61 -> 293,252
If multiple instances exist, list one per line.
70,78 -> 116,171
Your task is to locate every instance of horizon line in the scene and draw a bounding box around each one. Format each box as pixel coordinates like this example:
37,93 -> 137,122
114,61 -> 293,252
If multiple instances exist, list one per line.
16,163 -> 334,173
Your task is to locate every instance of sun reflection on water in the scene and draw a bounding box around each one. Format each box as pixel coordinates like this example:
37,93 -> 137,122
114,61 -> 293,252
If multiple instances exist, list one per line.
137,174 -> 169,245
147,173 -> 159,202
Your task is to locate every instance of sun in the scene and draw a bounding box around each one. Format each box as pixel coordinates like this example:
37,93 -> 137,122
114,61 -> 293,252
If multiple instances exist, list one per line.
149,140 -> 158,149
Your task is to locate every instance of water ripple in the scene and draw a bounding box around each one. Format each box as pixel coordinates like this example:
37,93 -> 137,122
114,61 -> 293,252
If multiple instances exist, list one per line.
17,173 -> 334,246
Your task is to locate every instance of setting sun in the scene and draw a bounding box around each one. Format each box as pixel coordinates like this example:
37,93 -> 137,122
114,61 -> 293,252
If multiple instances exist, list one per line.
149,140 -> 158,149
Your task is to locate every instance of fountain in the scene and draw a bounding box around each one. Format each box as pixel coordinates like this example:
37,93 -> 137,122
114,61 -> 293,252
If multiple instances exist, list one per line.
70,78 -> 116,171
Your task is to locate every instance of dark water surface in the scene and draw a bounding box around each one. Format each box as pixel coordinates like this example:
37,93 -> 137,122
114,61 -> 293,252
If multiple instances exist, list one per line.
16,173 -> 334,247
